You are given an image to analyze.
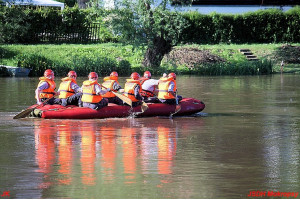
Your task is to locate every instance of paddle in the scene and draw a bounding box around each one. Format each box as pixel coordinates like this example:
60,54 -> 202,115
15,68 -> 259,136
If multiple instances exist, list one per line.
13,95 -> 57,119
141,101 -> 149,112
170,89 -> 181,117
101,85 -> 132,107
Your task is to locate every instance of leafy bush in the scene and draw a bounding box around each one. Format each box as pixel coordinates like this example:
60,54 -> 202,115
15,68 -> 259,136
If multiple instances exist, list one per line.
0,6 -> 97,43
16,53 -> 54,76
182,8 -> 300,44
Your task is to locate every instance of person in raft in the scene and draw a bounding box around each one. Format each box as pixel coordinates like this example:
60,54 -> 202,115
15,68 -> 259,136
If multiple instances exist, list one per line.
139,71 -> 160,103
81,72 -> 110,110
124,72 -> 143,107
35,69 -> 60,105
57,70 -> 82,106
101,71 -> 124,105
158,72 -> 182,105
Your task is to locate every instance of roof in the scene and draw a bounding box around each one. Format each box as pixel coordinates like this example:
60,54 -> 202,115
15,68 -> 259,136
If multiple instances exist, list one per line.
5,0 -> 64,9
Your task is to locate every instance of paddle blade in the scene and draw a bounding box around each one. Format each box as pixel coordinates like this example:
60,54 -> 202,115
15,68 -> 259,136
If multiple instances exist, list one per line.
13,108 -> 34,119
175,104 -> 181,113
141,101 -> 149,112
113,91 -> 132,107
169,104 -> 181,118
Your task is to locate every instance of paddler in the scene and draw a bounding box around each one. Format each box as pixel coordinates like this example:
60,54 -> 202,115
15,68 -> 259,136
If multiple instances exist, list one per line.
124,72 -> 143,107
35,69 -> 60,105
57,71 -> 82,106
158,72 -> 182,105
101,71 -> 124,105
139,71 -> 159,103
81,72 -> 110,110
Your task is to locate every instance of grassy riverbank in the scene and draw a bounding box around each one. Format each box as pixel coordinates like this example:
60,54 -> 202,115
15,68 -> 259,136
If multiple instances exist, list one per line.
1,43 -> 299,76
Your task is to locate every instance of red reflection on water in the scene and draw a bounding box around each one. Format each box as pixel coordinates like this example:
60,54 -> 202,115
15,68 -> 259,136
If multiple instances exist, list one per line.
121,127 -> 138,183
80,122 -> 96,186
57,122 -> 72,185
157,126 -> 177,175
100,127 -> 117,183
33,119 -> 191,187
34,120 -> 57,189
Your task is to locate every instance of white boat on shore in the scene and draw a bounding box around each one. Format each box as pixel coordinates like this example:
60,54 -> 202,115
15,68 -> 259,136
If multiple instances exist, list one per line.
0,65 -> 30,77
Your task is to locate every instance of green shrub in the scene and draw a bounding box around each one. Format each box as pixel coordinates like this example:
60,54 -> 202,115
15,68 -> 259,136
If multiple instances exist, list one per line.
182,8 -> 300,44
16,53 -> 54,76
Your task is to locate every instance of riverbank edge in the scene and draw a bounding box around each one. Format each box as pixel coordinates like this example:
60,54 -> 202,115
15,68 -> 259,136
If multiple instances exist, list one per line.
0,43 -> 299,76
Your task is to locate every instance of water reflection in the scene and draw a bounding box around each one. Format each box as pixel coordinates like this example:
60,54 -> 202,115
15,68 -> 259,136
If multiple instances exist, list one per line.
33,118 -> 182,188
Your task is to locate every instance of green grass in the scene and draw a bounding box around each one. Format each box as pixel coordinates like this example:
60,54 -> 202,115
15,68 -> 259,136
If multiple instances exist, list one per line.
1,43 -> 299,76
0,43 -> 144,68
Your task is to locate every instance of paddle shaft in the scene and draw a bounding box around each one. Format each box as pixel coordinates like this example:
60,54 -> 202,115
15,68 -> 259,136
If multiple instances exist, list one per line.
101,85 -> 132,107
13,94 -> 57,119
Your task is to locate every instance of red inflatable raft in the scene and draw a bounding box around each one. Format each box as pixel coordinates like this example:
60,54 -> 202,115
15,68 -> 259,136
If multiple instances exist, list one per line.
30,98 -> 205,119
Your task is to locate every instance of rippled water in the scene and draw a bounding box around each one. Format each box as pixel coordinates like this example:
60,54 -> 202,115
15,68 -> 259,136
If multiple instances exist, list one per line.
0,74 -> 299,198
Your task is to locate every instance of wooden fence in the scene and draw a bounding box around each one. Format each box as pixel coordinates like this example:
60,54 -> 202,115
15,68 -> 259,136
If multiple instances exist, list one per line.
35,23 -> 101,43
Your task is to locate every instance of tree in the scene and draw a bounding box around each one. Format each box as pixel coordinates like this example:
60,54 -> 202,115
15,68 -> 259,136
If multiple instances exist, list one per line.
101,0 -> 190,68
77,0 -> 89,8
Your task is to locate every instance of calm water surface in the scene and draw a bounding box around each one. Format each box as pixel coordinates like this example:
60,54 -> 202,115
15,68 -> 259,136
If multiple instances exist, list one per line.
0,74 -> 299,198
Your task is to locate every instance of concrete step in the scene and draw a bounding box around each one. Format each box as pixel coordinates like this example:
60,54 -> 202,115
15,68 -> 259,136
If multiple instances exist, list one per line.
242,52 -> 253,55
239,48 -> 259,61
247,58 -> 259,61
239,49 -> 251,52
246,55 -> 257,59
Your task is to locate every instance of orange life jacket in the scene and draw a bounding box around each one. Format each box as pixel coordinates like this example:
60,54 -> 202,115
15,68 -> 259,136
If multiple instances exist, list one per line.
37,77 -> 56,99
124,79 -> 142,102
158,77 -> 176,100
102,76 -> 119,98
58,77 -> 77,99
139,77 -> 149,85
139,77 -> 155,97
81,80 -> 103,103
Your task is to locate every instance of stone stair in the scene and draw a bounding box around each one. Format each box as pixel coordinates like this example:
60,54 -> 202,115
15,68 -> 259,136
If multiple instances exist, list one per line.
239,49 -> 259,61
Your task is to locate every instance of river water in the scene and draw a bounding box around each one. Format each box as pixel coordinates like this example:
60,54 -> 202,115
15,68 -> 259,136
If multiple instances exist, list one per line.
0,74 -> 299,198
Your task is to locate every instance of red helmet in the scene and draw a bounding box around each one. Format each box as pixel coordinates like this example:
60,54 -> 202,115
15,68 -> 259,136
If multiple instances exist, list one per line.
168,72 -> 176,79
68,70 -> 77,77
110,71 -> 118,77
130,72 -> 140,80
44,69 -> 54,77
88,72 -> 98,79
144,71 -> 151,78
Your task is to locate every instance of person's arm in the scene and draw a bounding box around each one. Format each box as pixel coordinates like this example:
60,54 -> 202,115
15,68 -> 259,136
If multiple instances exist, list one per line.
113,82 -> 122,91
35,88 -> 42,105
35,82 -> 48,105
71,82 -> 82,93
168,81 -> 176,97
134,85 -> 143,100
95,84 -> 110,95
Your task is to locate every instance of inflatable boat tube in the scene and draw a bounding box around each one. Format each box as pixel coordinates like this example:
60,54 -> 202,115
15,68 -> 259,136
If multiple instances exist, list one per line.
30,98 -> 205,119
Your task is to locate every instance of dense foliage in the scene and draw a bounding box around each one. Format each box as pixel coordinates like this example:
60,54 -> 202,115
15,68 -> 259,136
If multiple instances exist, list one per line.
0,6 -> 98,43
181,7 -> 300,44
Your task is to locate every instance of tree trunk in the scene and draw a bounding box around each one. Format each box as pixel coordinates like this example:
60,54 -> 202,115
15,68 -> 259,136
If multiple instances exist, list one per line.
77,0 -> 89,8
142,36 -> 172,68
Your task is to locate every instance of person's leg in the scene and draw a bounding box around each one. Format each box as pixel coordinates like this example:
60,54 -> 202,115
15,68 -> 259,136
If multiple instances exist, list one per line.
82,102 -> 97,109
159,99 -> 176,105
41,98 -> 61,105
95,98 -> 108,110
144,96 -> 159,103
132,101 -> 142,107
67,93 -> 82,106
61,99 -> 67,106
